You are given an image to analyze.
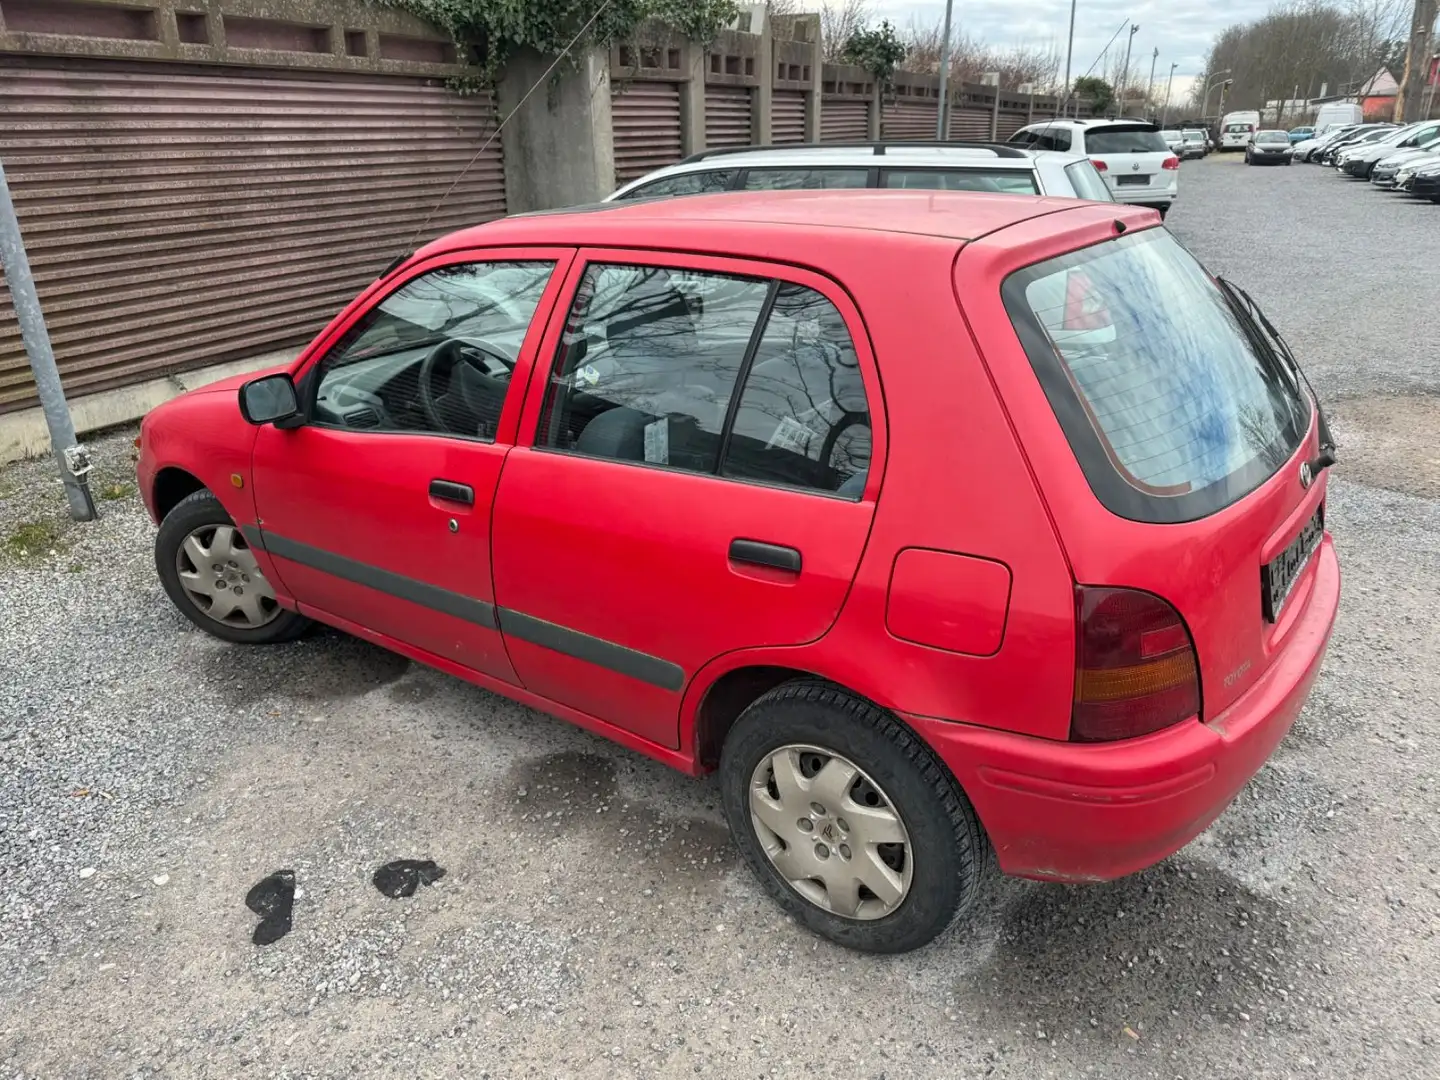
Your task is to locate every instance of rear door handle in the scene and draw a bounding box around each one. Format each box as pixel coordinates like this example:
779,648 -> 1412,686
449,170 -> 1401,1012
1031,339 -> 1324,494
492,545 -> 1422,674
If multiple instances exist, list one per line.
729,538 -> 802,574
429,479 -> 474,506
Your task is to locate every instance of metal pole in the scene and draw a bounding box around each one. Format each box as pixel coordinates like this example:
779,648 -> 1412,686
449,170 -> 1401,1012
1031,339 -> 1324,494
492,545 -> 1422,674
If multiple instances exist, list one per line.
936,0 -> 954,138
1062,0 -> 1077,116
1162,62 -> 1177,126
1147,48 -> 1158,119
1117,24 -> 1138,116
0,158 -> 95,521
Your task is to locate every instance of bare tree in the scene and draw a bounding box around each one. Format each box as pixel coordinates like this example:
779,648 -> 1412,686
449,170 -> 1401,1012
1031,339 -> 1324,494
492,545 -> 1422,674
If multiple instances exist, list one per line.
820,0 -> 870,62
898,20 -> 1062,90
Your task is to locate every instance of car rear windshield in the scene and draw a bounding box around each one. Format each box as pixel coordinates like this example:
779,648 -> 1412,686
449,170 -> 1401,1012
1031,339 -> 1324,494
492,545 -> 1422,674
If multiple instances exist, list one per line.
1085,127 -> 1170,154
1256,132 -> 1290,144
1003,230 -> 1311,524
1225,123 -> 1254,133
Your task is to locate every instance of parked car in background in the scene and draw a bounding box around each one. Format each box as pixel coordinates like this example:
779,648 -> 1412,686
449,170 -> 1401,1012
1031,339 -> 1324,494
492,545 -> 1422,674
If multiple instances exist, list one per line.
134,190 -> 1340,954
1369,134 -> 1440,187
1404,158 -> 1440,201
1288,126 -> 1316,144
1161,130 -> 1185,154
1246,130 -> 1294,165
1010,119 -> 1179,215
1397,156 -> 1440,199
1220,111 -> 1262,150
1180,130 -> 1209,159
1319,124 -> 1398,166
1290,125 -> 1356,162
607,143 -> 1115,204
1338,121 -> 1440,178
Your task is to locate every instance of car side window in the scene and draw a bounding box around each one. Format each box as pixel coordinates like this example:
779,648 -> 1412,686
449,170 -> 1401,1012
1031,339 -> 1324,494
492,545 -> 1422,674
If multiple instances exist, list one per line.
538,264 -> 771,474
881,169 -> 1037,194
1009,129 -> 1038,146
313,261 -> 555,440
741,168 -> 871,190
620,170 -> 737,199
1050,127 -> 1074,151
722,284 -> 871,496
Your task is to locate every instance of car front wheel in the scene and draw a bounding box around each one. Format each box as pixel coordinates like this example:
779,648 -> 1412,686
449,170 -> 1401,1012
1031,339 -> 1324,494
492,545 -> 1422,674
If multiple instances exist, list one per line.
720,680 -> 986,953
155,490 -> 310,644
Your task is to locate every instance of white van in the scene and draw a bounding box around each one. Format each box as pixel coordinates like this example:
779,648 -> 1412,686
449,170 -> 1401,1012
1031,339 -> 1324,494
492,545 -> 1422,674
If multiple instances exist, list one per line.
1314,101 -> 1364,135
1220,111 -> 1261,150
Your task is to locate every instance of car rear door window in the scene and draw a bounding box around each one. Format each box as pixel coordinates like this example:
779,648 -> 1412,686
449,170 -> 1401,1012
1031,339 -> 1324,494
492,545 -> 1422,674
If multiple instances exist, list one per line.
619,170 -> 737,198
539,265 -> 872,497
539,265 -> 771,473
1048,128 -> 1073,151
721,284 -> 871,496
881,169 -> 1038,194
1085,127 -> 1170,154
1004,230 -> 1310,523
741,168 -> 871,190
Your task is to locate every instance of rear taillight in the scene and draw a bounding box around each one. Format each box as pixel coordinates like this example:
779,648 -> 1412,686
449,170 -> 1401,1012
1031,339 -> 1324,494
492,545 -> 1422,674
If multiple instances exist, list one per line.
1071,586 -> 1200,742
1091,159 -> 1108,172
1162,156 -> 1181,170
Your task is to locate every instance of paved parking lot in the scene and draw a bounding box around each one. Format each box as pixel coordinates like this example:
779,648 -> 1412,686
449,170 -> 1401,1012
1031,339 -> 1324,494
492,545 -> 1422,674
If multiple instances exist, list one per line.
3,156 -> 1439,1079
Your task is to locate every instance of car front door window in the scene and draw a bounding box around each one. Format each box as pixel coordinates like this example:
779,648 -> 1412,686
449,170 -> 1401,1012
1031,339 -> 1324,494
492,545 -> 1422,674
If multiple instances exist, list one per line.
313,260 -> 555,440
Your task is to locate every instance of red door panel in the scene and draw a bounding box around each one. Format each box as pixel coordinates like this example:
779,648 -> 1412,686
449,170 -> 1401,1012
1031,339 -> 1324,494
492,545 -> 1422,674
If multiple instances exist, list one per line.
491,450 -> 874,748
252,428 -> 516,682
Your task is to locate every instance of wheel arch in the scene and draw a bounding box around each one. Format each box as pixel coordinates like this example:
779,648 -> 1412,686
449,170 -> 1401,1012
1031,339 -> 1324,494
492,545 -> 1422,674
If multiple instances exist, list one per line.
152,466 -> 207,522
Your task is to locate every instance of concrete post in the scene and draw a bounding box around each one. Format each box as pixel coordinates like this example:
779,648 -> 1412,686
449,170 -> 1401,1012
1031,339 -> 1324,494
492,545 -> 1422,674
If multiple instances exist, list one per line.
754,16 -> 774,144
803,18 -> 823,142
869,81 -> 882,140
497,46 -> 616,211
681,42 -> 708,155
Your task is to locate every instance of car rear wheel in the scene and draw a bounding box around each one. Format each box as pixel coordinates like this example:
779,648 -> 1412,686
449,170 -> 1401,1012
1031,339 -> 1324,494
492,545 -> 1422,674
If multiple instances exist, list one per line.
155,490 -> 310,644
719,680 -> 986,953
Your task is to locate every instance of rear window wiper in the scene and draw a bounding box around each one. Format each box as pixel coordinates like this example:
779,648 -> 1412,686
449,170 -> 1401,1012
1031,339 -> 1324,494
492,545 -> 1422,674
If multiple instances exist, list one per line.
1217,277 -> 1336,456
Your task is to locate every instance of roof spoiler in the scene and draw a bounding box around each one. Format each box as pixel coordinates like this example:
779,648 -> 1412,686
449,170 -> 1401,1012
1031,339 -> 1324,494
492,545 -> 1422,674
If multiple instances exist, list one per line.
678,141 -> 1031,164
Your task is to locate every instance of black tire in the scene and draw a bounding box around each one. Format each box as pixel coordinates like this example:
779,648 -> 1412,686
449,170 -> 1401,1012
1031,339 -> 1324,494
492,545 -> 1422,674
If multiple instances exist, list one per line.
155,489 -> 311,644
719,680 -> 987,954
1156,204 -> 1170,220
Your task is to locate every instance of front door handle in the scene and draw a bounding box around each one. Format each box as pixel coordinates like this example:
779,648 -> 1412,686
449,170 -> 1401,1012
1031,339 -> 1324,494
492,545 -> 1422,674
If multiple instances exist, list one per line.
429,479 -> 474,506
729,538 -> 802,573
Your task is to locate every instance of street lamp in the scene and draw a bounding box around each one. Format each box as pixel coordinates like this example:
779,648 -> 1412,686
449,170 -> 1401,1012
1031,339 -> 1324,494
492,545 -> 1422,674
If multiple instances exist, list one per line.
1201,69 -> 1233,124
935,0 -> 955,138
1062,0 -> 1078,116
1146,47 -> 1158,119
1162,61 -> 1178,127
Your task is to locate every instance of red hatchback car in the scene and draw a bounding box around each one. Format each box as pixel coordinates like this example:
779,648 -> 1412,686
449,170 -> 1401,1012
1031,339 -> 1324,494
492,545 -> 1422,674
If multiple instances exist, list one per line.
137,192 -> 1339,953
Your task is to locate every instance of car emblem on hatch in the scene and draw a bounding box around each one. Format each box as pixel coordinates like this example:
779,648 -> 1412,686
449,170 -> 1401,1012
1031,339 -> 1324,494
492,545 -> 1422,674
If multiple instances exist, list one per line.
1298,461 -> 1314,489
1132,162 -> 1140,171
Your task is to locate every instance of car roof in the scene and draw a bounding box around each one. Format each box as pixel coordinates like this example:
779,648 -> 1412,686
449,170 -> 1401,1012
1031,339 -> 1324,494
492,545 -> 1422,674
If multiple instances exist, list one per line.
1033,118 -> 1159,130
622,143 -> 1049,173
421,190 -> 1140,257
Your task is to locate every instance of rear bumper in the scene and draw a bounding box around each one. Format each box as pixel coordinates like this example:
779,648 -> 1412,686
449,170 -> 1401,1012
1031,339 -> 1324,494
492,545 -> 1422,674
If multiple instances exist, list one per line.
910,538 -> 1339,883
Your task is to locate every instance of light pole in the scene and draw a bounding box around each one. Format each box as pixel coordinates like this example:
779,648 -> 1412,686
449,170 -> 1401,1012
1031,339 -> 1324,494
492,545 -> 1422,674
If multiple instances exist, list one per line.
1162,61 -> 1178,126
1201,69 -> 1233,124
1062,0 -> 1078,116
1147,47 -> 1158,119
935,0 -> 955,138
1116,23 -> 1138,116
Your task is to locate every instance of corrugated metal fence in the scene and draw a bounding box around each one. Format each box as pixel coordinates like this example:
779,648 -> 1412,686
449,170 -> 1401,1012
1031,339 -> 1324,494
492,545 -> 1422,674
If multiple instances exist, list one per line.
705,86 -> 753,148
0,59 -> 505,414
611,81 -> 683,183
772,90 -> 806,144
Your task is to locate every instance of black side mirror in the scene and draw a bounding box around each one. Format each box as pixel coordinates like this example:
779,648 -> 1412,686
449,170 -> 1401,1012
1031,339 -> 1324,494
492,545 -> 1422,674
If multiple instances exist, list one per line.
239,373 -> 301,427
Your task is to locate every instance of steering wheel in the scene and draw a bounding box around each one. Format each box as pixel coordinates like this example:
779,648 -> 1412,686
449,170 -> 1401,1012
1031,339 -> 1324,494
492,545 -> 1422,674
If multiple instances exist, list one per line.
417,337 -> 518,435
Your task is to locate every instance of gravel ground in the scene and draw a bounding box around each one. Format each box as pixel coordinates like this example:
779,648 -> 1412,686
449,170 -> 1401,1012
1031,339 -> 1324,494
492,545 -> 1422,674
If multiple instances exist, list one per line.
3,156 -> 1439,1079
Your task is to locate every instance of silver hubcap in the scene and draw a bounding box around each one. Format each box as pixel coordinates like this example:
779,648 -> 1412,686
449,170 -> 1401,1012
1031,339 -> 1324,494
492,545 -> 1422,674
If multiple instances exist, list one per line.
174,524 -> 280,628
748,744 -> 913,920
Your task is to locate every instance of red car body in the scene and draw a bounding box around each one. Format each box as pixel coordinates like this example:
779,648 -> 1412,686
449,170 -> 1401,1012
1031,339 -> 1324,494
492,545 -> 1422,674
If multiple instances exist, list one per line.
137,192 -> 1339,883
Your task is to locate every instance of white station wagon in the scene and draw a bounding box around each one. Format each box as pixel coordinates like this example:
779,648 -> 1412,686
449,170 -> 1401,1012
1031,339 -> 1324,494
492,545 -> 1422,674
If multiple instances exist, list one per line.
607,141 -> 1116,204
1008,119 -> 1180,216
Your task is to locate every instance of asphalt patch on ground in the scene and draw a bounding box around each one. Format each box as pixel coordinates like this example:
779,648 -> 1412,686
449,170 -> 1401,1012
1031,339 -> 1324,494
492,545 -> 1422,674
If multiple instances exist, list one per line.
1328,392 -> 1440,500
244,869 -> 296,945
505,751 -> 734,884
372,859 -> 446,898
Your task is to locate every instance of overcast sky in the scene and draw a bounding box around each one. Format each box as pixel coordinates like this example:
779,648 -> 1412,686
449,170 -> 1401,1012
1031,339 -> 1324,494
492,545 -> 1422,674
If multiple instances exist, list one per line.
865,0 -> 1272,95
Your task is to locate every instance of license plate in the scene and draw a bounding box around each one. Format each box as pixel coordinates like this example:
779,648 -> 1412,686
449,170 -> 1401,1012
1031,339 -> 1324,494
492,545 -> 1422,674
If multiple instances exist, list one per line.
1262,506 -> 1324,622
1116,174 -> 1150,186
